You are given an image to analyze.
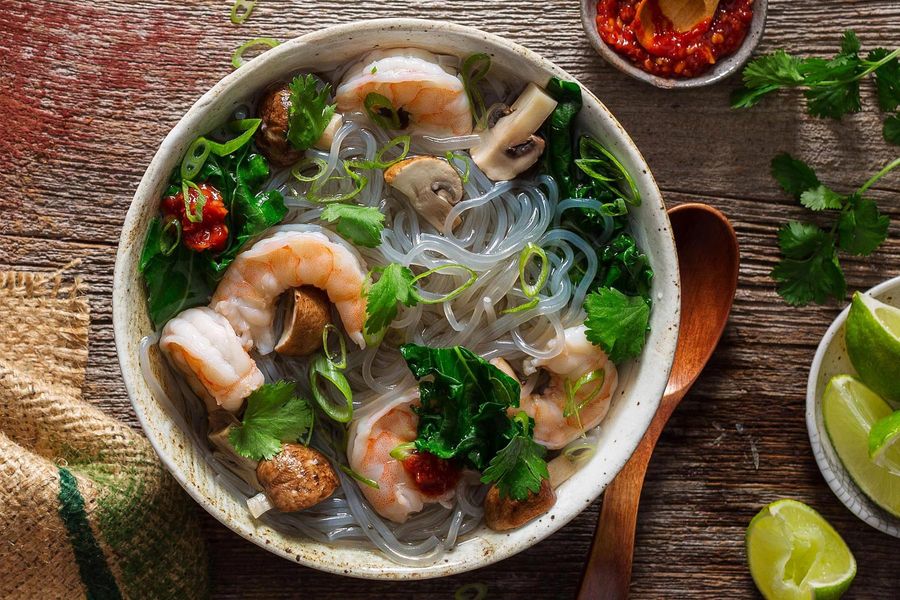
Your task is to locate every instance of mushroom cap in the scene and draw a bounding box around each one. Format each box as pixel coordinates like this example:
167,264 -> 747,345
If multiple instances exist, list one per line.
384,155 -> 464,232
484,478 -> 556,531
274,286 -> 332,357
256,443 -> 340,513
255,82 -> 304,168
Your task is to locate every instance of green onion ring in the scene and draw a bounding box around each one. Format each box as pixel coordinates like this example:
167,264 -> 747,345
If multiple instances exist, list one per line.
500,297 -> 538,315
321,324 -> 347,370
231,37 -> 280,69
305,163 -> 368,203
339,464 -> 380,489
519,243 -> 549,298
578,136 -> 640,205
454,583 -> 489,600
181,180 -> 206,223
461,53 -> 491,128
363,92 -> 402,130
160,218 -> 182,256
206,118 -> 261,156
291,157 -> 329,183
389,442 -> 416,461
563,369 -> 606,419
346,135 -> 411,171
180,137 -> 211,181
309,355 -> 353,422
411,264 -> 478,305
445,151 -> 471,184
563,441 -> 596,463
230,0 -> 256,24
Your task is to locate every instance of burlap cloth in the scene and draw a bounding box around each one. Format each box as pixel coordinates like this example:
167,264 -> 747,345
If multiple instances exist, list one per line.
0,266 -> 209,599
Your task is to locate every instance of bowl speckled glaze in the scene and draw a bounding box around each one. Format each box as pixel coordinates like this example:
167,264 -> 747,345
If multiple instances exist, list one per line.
580,0 -> 768,89
113,19 -> 680,579
807,276 -> 900,538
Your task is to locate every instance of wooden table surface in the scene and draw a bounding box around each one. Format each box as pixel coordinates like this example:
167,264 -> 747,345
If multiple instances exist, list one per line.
3,1 -> 899,597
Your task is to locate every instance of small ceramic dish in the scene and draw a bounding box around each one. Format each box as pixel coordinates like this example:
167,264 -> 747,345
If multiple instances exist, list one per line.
580,0 -> 769,89
806,276 -> 900,538
113,18 -> 681,579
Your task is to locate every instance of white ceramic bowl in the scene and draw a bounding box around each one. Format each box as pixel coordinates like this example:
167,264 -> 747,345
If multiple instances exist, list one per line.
580,0 -> 769,89
806,276 -> 900,538
113,19 -> 680,578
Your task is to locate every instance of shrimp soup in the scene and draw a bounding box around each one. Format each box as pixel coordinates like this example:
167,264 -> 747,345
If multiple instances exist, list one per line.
120,23 -> 678,576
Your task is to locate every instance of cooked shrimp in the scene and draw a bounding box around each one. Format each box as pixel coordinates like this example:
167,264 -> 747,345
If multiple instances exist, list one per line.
210,228 -> 368,354
335,48 -> 473,136
347,389 -> 455,523
493,325 -> 618,449
159,307 -> 264,413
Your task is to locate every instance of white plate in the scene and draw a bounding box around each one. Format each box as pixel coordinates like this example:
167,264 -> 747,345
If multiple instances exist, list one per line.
806,276 -> 900,537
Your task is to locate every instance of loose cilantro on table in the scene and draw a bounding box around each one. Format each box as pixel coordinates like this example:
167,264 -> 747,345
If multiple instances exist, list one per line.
769,153 -> 898,306
228,381 -> 314,461
399,344 -> 548,501
320,203 -> 385,248
287,74 -> 337,151
731,31 -> 900,144
584,287 -> 651,363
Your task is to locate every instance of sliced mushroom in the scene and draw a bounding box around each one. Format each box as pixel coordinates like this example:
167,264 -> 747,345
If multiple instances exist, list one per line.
208,409 -> 263,491
313,113 -> 344,151
484,478 -> 556,531
384,155 -> 464,231
470,82 -> 558,181
274,286 -> 332,356
256,443 -> 339,512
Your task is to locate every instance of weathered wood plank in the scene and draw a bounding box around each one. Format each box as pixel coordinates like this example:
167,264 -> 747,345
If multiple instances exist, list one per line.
2,0 -> 899,597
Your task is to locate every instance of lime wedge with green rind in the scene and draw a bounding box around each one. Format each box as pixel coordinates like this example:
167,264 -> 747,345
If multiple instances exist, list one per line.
823,375 -> 900,517
845,292 -> 900,405
746,499 -> 856,600
869,410 -> 900,476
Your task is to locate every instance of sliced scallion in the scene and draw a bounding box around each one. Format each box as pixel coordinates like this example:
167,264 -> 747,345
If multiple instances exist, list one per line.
339,464 -> 380,489
461,53 -> 491,128
160,218 -> 182,256
230,0 -> 256,25
563,440 -> 596,463
411,263 -> 478,305
389,442 -> 416,461
454,582 -> 489,600
502,243 -> 548,314
206,118 -> 261,156
364,92 -> 402,130
309,355 -> 353,422
445,151 -> 471,184
305,163 -> 368,203
232,37 -> 280,69
322,323 -> 347,370
181,180 -> 206,223
180,137 -> 211,181
563,369 -> 606,434
291,157 -> 329,183
577,136 -> 640,205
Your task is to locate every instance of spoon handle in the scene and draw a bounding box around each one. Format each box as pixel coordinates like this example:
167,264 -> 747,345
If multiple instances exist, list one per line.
576,390 -> 683,600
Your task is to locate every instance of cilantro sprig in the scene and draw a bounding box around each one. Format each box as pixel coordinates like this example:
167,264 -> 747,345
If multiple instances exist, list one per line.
583,287 -> 650,363
320,203 -> 385,248
770,153 -> 898,306
481,411 -> 549,501
287,74 -> 337,151
732,31 -> 900,145
228,381 -> 314,460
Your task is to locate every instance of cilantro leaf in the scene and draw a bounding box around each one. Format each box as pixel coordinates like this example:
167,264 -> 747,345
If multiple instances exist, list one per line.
742,50 -> 805,88
730,84 -> 779,109
364,263 -> 417,334
228,381 -> 314,460
320,203 -> 385,247
837,196 -> 890,256
287,74 -> 336,151
869,49 -> 900,112
884,113 -> 900,146
771,153 -> 820,199
805,80 -> 862,119
584,287 -> 650,363
840,30 -> 861,56
800,185 -> 844,211
771,223 -> 846,305
481,412 -> 548,501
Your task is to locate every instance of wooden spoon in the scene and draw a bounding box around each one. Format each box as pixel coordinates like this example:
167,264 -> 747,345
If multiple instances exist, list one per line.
634,0 -> 720,49
576,203 -> 739,600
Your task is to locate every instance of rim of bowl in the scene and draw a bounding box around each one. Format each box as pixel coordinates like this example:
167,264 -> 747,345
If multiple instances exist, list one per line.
579,0 -> 769,89
806,275 -> 900,538
113,18 -> 681,578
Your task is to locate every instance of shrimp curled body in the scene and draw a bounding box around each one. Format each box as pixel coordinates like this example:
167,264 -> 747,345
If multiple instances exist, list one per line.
159,307 -> 265,413
335,48 -> 473,137
347,389 -> 455,523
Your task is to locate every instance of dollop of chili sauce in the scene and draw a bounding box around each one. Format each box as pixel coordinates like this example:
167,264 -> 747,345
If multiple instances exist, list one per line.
596,0 -> 754,78
402,451 -> 461,497
161,183 -> 230,253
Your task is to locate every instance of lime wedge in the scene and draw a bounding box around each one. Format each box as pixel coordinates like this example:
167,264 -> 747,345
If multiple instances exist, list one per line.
822,375 -> 900,517
746,499 -> 856,600
845,292 -> 900,405
869,410 -> 900,476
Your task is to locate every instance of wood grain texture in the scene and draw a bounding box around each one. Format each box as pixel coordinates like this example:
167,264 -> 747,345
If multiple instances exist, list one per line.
1,0 -> 899,597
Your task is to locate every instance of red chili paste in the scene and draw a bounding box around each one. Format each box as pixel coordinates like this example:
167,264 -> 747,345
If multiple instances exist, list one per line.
596,0 -> 754,78
402,451 -> 461,497
162,183 -> 230,253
